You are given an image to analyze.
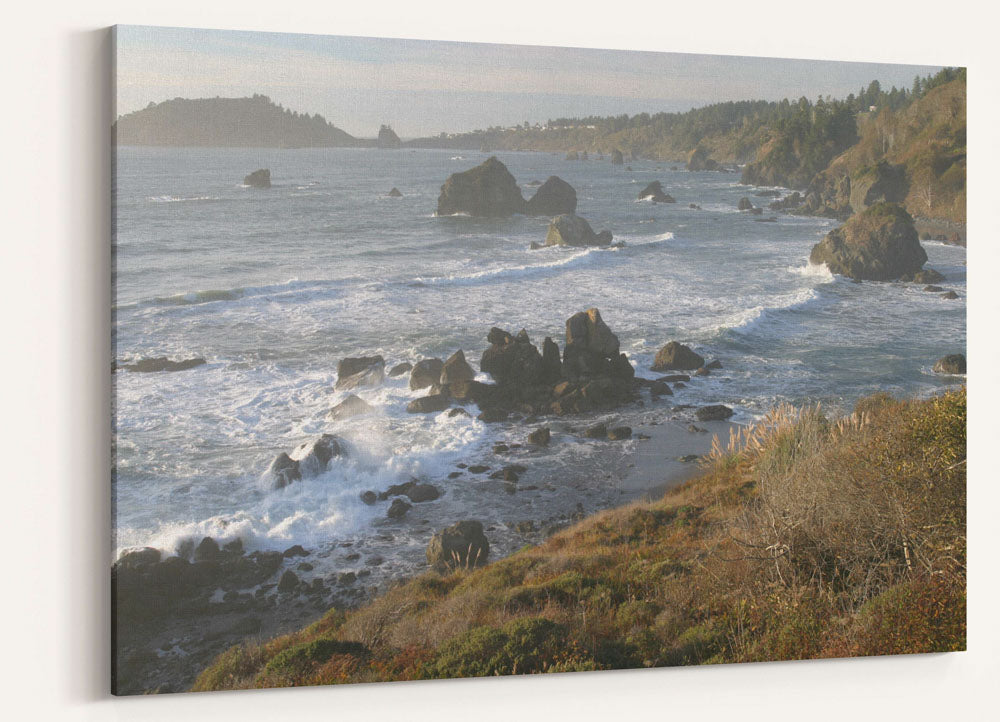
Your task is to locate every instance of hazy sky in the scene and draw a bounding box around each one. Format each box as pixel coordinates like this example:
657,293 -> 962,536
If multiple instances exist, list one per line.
115,25 -> 946,138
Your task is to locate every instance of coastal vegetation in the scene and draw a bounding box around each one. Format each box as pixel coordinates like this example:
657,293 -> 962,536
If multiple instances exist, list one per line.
193,388 -> 966,691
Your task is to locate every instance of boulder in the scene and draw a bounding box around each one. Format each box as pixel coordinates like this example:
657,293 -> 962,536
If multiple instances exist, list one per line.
277,570 -> 299,593
243,169 -> 271,188
525,176 -> 577,216
406,394 -> 450,414
651,342 -> 705,372
686,147 -> 721,171
388,362 -> 413,377
119,357 -> 206,373
565,151 -> 579,161
116,547 -> 161,570
327,394 -> 373,421
527,427 -> 551,446
282,545 -> 309,558
607,426 -> 632,440
335,356 -> 385,390
611,149 -> 624,165
436,157 -> 526,217
650,381 -> 673,397
544,214 -> 613,247
769,192 -> 802,211
360,491 -> 377,505
809,203 -> 927,281
410,358 -> 444,390
638,181 -> 675,203
941,291 -> 959,299
440,349 -> 476,385
291,434 -> 345,477
426,521 -> 490,571
901,268 -> 946,284
387,498 -> 412,519
540,337 -> 563,383
738,197 -> 754,211
388,187 -> 403,197
932,354 -> 966,374
849,160 -> 908,213
695,405 -> 734,421
480,328 -> 544,387
194,537 -> 222,562
583,423 -> 608,439
266,452 -> 301,489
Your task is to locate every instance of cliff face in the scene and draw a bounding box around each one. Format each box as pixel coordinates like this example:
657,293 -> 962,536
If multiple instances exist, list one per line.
114,95 -> 360,148
803,79 -> 966,224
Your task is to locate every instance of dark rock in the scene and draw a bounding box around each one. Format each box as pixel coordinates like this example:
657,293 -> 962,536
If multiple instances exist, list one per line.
327,394 -> 372,421
923,285 -> 944,292
478,409 -> 508,423
480,328 -> 544,387
436,157 -> 526,217
738,197 -> 754,211
290,434 -> 345,477
297,562 -> 314,572
769,191 -> 802,211
688,424 -> 707,433
540,337 -> 563,383
611,149 -> 624,165
335,356 -> 385,390
941,291 -> 959,299
902,268 -> 946,284
583,423 -> 607,439
243,169 -> 271,188
809,203 -> 926,281
607,426 -> 632,440
686,147 -> 721,171
360,491 -> 377,505
119,357 -> 206,373
545,214 -> 613,247
426,521 -> 490,570
696,405 -> 734,421
194,537 -> 221,562
933,354 -> 966,374
447,471 -> 462,479
388,362 -> 413,377
440,349 -> 476,385
447,407 -> 471,418
406,394 -> 450,414
468,465 -> 490,474
694,367 -> 711,377
657,374 -> 690,383
652,342 -> 705,372
565,151 -> 579,161
387,187 -> 403,197
377,125 -> 402,149
527,427 -> 551,446
410,358 -> 445,390
638,181 -> 675,203
526,176 -> 577,216
380,480 -> 441,503
689,203 -> 701,210
283,545 -> 309,558
387,498 -> 412,519
338,572 -> 357,585
116,547 -> 160,570
650,381 -> 673,397
277,570 -> 299,593
705,360 -> 723,370
267,452 -> 301,489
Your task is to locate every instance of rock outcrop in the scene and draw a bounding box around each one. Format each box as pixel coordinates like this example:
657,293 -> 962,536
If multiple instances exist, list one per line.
638,181 -> 675,203
377,125 -> 401,149
849,160 -> 908,214
651,342 -> 705,372
388,187 -> 403,197
611,149 -> 624,165
687,147 -> 721,171
335,356 -> 385,390
933,354 -> 966,374
243,169 -> 271,188
809,203 -> 927,281
410,358 -> 444,390
525,176 -> 577,216
544,214 -> 613,247
436,157 -> 526,217
426,521 -> 490,570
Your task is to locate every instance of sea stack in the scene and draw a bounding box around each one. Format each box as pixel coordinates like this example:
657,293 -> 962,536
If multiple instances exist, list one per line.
809,203 -> 927,281
243,169 -> 271,188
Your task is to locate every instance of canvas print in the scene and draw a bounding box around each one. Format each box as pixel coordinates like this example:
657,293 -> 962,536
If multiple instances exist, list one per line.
111,25 -> 967,695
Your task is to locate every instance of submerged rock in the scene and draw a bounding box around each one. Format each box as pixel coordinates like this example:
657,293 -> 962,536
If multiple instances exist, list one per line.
436,156 -> 526,217
426,521 -> 490,570
387,187 -> 403,197
327,394 -> 373,421
243,169 -> 271,188
737,197 -> 754,211
651,342 -> 705,372
544,214 -> 613,247
809,203 -> 927,281
118,357 -> 206,373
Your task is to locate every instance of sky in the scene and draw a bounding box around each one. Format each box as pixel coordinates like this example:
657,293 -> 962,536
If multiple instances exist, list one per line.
114,25 -> 947,139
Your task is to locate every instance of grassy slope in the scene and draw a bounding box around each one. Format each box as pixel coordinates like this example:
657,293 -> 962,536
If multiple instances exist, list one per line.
193,389 -> 966,691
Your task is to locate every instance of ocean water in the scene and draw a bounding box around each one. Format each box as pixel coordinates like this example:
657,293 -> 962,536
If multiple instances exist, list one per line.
112,146 -> 967,583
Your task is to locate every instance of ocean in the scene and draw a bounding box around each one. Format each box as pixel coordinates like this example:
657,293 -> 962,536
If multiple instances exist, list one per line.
112,146 -> 967,586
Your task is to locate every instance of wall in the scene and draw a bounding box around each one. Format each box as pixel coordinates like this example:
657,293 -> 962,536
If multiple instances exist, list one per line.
1,2 -> 996,720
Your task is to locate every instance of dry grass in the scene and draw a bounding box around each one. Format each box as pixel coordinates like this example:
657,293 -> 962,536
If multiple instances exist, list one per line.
192,388 -> 966,690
